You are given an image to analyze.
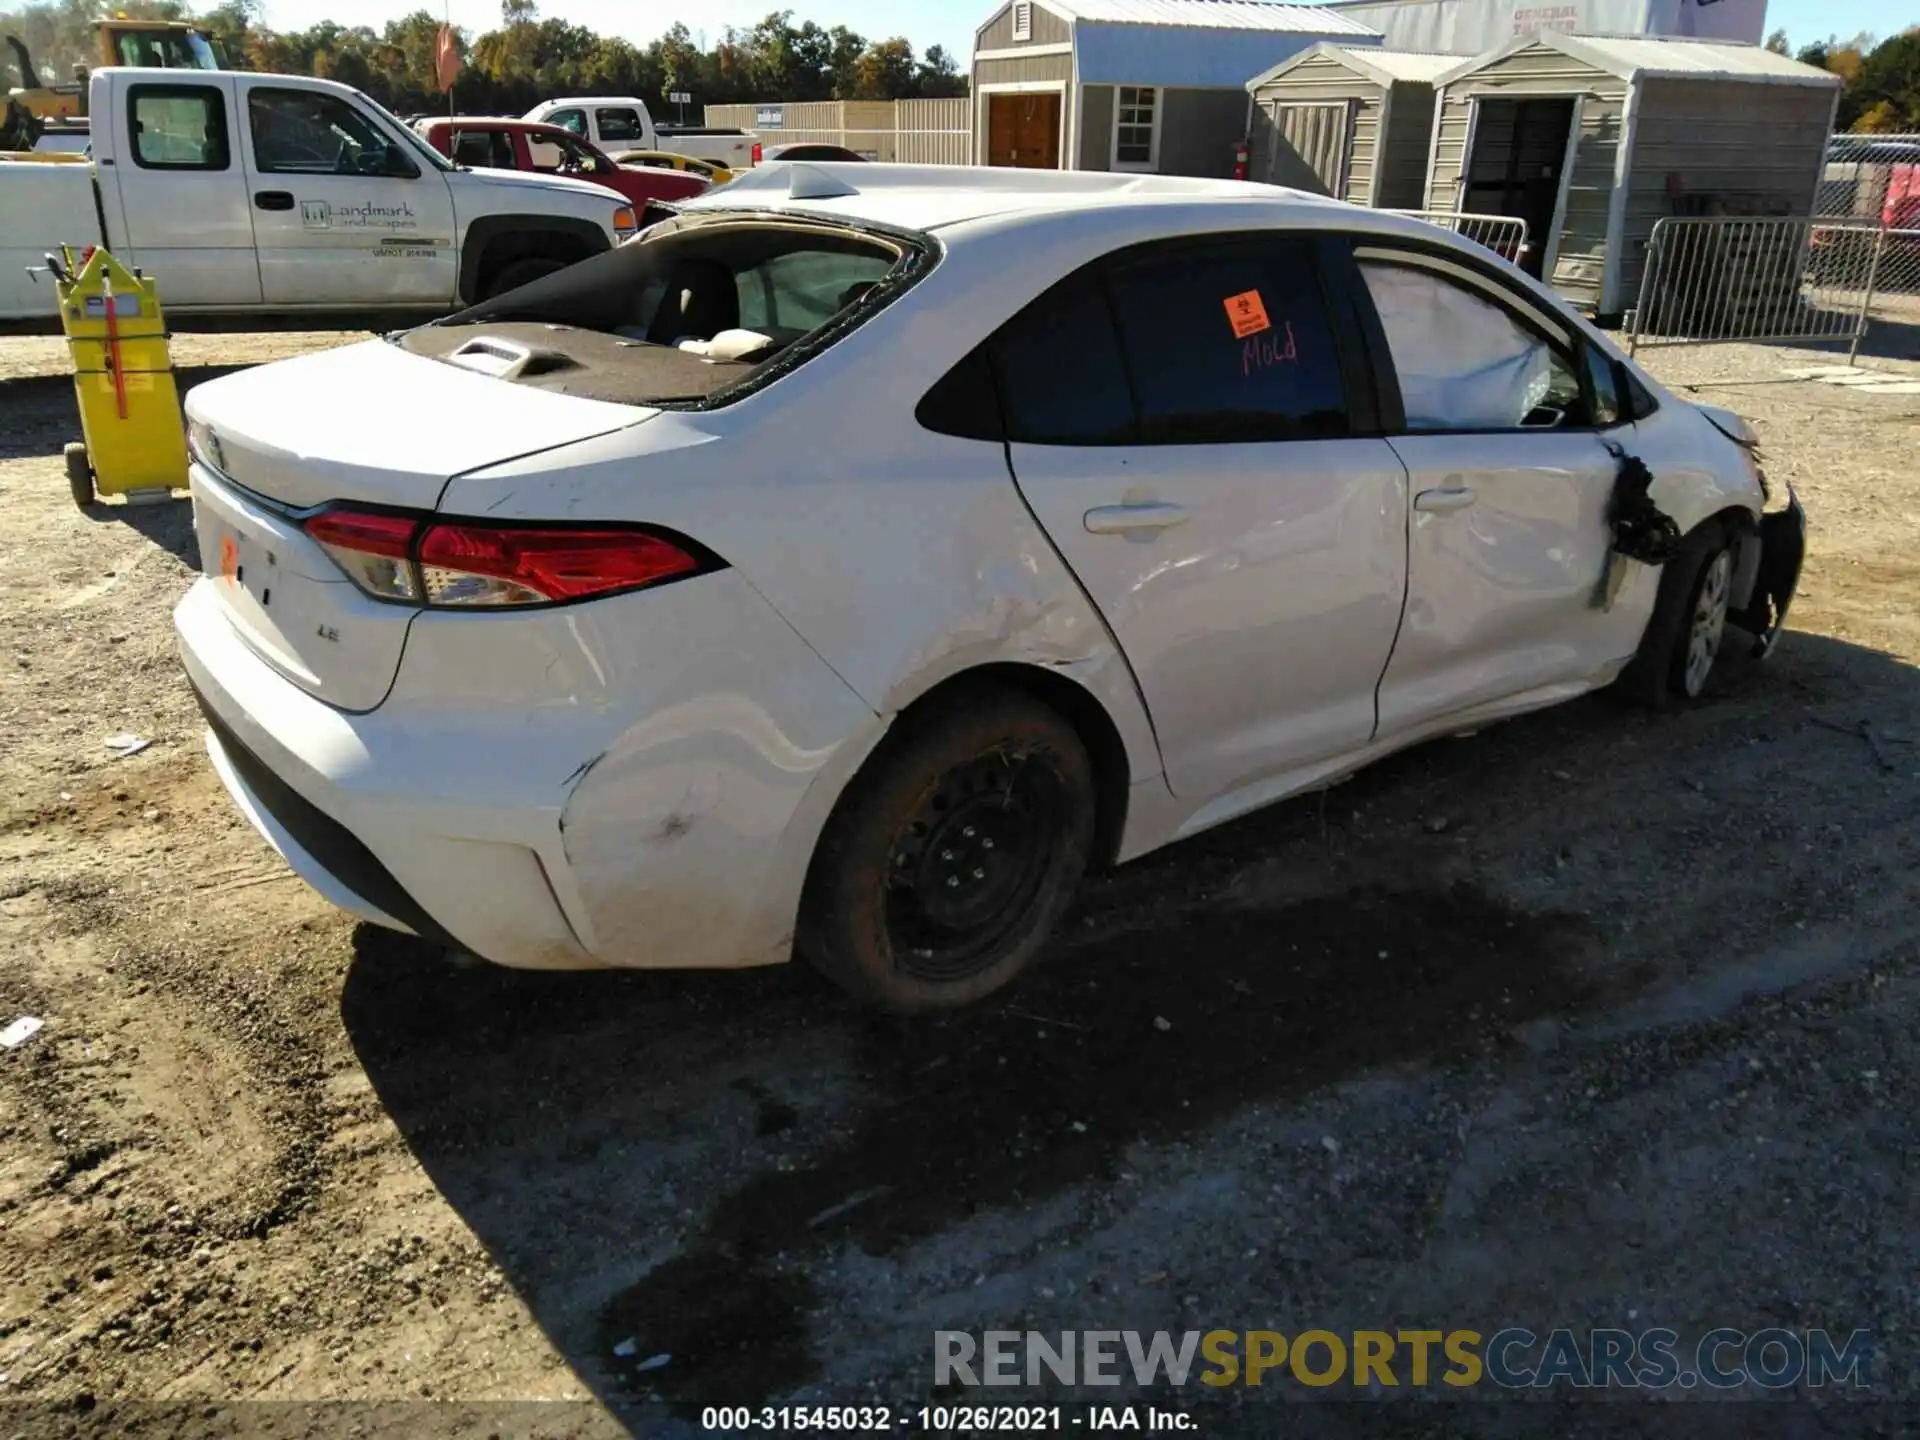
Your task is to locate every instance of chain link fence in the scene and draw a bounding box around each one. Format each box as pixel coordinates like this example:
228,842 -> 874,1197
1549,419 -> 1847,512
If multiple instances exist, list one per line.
1815,132 -> 1920,331
1626,135 -> 1920,361
1385,210 -> 1530,267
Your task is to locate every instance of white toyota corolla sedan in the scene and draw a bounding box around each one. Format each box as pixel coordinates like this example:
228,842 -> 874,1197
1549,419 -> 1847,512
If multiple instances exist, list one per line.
175,164 -> 1805,1011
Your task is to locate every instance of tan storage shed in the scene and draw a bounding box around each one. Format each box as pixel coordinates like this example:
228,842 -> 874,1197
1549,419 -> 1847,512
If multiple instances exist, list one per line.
1427,35 -> 1839,319
970,0 -> 1380,176
1245,44 -> 1454,207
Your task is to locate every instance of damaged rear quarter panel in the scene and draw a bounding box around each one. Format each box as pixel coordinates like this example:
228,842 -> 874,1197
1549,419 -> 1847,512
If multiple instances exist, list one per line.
550,574 -> 879,969
386,566 -> 877,970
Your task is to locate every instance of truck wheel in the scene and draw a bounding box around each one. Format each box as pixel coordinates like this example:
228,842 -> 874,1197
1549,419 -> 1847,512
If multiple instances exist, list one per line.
65,443 -> 94,508
798,685 -> 1095,1013
481,256 -> 567,300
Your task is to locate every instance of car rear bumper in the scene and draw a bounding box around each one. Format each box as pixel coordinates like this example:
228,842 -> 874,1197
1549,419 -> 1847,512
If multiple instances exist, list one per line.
174,567 -> 879,973
178,579 -> 601,969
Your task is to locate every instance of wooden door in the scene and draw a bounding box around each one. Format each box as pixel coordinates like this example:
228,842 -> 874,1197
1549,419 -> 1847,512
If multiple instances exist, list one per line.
987,92 -> 1061,169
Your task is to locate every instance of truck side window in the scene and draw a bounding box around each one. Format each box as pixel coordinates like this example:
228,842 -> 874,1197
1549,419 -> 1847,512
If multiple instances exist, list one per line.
128,85 -> 230,171
546,108 -> 586,137
597,108 -> 644,143
249,88 -> 417,178
450,128 -> 514,169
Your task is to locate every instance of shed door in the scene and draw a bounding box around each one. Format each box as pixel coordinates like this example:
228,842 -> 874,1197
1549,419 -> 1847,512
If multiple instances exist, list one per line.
1269,101 -> 1353,196
987,92 -> 1062,169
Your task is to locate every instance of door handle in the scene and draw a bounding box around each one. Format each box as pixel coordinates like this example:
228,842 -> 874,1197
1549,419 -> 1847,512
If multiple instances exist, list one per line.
1084,502 -> 1192,536
1414,486 -> 1477,514
253,190 -> 295,211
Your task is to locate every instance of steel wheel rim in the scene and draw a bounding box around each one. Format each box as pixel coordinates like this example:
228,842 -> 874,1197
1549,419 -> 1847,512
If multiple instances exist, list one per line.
1685,549 -> 1733,697
882,746 -> 1063,983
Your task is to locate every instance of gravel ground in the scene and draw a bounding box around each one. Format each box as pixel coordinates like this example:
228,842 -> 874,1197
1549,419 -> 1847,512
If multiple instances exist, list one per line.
1,328 -> 1918,1437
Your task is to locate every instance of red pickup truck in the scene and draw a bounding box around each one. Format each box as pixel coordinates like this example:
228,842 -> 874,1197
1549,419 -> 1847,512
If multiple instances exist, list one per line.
415,118 -> 710,206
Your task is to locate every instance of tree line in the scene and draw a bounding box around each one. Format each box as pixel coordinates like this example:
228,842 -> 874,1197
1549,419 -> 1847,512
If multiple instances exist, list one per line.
1765,26 -> 1920,132
1,0 -> 969,119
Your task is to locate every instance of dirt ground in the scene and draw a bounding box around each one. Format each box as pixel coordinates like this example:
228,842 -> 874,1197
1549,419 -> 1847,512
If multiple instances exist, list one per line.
3,323 -> 1920,1437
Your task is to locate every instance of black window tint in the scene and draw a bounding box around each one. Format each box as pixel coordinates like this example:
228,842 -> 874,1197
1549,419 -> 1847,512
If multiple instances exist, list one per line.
1105,240 -> 1350,443
917,346 -> 1003,442
988,269 -> 1135,445
598,108 -> 644,142
1624,366 -> 1659,419
129,85 -> 228,171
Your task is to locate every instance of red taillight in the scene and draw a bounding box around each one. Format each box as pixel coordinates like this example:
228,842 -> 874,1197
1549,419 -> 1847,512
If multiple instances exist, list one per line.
419,524 -> 701,606
304,509 -> 415,557
751,141 -> 763,166
300,507 -> 709,609
304,510 -> 420,601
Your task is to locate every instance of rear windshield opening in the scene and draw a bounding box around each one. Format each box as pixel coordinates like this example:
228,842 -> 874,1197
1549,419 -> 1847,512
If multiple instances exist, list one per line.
399,219 -> 917,407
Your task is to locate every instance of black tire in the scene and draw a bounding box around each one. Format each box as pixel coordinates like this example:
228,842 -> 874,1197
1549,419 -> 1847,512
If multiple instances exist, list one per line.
481,255 -> 567,300
64,443 -> 94,508
798,685 -> 1095,1013
1617,519 -> 1737,708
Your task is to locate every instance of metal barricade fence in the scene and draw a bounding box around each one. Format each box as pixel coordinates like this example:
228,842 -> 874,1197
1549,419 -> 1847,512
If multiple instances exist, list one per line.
1385,210 -> 1530,266
1626,216 -> 1890,362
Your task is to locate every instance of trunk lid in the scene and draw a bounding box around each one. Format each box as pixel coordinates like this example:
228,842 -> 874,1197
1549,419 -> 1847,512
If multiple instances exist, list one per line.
183,337 -> 645,711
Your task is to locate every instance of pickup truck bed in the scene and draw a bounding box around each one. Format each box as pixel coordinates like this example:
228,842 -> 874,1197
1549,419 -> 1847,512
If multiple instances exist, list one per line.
0,163 -> 104,314
3,66 -> 642,332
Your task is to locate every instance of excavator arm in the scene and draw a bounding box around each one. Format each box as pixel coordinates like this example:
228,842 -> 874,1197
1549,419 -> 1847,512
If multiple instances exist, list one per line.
4,34 -> 83,123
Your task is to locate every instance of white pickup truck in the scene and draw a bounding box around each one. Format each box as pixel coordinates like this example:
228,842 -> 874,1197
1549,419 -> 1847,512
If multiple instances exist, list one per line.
522,97 -> 758,171
1,68 -> 643,328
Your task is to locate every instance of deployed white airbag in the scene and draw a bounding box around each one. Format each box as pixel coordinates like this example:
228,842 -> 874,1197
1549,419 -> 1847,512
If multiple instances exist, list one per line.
1361,261 -> 1553,431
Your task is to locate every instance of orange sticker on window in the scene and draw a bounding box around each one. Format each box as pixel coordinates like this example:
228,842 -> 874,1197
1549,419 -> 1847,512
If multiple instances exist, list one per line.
1224,289 -> 1271,339
219,533 -> 239,583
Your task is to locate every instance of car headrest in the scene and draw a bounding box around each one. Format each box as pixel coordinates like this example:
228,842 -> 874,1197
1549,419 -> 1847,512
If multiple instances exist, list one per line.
646,256 -> 739,345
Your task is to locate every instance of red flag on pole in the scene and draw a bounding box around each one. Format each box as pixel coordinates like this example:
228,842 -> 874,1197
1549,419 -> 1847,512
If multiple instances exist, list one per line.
434,25 -> 464,92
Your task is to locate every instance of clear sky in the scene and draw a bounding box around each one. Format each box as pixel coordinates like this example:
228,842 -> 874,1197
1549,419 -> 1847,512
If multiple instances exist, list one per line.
252,0 -> 1910,74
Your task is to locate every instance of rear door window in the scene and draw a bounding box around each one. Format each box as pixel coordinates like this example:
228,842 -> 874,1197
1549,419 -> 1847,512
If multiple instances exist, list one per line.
596,107 -> 645,144
129,84 -> 229,170
1104,238 -> 1351,443
988,268 -> 1136,445
449,128 -> 516,169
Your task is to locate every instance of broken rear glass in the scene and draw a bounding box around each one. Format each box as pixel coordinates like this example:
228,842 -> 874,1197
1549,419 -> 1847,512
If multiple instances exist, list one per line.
398,217 -> 924,407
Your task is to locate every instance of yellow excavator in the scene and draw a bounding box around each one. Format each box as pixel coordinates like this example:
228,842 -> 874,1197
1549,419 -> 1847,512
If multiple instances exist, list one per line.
5,18 -> 224,124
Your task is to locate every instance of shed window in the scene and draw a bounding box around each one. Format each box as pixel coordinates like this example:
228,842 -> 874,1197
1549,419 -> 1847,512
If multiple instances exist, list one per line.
1012,1 -> 1033,41
1114,85 -> 1157,171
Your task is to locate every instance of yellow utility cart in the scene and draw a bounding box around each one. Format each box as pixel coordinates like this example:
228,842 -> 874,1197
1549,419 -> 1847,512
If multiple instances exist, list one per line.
43,244 -> 188,508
